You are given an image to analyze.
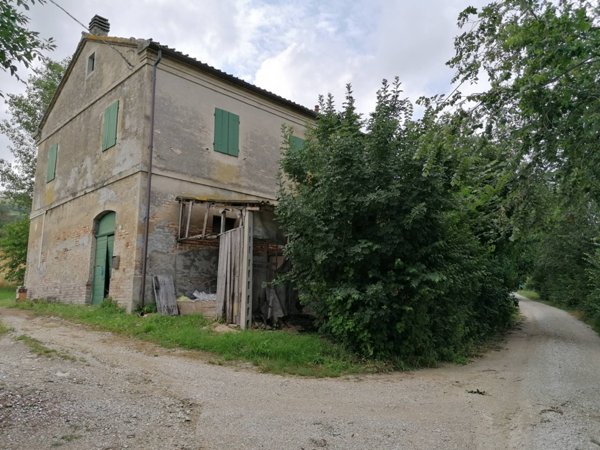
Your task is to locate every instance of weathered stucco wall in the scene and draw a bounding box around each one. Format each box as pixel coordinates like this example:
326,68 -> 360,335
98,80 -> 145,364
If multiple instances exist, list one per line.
26,41 -> 313,310
33,47 -> 151,213
42,38 -> 144,136
25,174 -> 144,308
152,60 -> 310,201
26,39 -> 151,310
142,63 -> 312,302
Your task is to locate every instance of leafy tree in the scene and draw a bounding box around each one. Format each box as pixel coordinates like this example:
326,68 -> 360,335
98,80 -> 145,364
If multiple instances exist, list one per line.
449,0 -> 600,197
448,0 -> 600,318
0,217 -> 29,284
277,81 -> 515,363
0,0 -> 54,94
0,57 -> 67,208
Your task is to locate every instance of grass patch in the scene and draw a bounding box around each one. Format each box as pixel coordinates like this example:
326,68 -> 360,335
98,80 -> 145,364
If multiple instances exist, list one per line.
0,320 -> 11,335
516,290 -> 540,300
0,287 -> 16,335
13,299 -> 384,377
0,286 -> 16,307
16,334 -> 77,361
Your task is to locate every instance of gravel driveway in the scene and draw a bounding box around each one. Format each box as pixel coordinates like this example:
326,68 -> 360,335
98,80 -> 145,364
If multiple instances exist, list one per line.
1,297 -> 599,450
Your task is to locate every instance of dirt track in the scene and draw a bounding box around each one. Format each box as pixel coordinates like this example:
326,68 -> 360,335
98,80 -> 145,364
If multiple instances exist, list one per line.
1,297 -> 599,449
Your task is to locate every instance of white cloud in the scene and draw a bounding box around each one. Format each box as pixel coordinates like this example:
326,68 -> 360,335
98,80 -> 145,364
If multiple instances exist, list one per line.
0,0 -> 490,162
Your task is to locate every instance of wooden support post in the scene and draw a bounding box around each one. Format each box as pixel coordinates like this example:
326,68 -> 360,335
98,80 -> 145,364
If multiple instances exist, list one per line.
185,201 -> 193,239
220,209 -> 227,234
239,208 -> 253,329
201,203 -> 210,238
178,201 -> 183,240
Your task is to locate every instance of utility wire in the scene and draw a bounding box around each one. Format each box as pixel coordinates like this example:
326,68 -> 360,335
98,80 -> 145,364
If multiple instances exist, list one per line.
46,0 -> 135,69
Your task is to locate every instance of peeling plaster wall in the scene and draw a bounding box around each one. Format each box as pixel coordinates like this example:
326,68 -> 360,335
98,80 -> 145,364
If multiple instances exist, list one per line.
145,176 -> 286,302
27,44 -> 313,311
152,60 -> 310,201
25,174 -> 144,308
26,40 -> 151,310
32,49 -> 150,212
142,58 -> 311,302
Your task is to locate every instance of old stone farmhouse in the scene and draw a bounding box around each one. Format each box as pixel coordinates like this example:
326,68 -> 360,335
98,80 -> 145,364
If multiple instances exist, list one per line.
24,16 -> 314,325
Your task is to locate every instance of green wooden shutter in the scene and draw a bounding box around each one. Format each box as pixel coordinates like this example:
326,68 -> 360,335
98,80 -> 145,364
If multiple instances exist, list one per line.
214,108 -> 239,157
214,108 -> 227,153
290,136 -> 305,152
102,100 -> 119,151
46,143 -> 58,182
227,112 -> 239,156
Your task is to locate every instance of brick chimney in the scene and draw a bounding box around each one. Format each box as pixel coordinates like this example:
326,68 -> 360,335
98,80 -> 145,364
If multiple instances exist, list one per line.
89,15 -> 110,36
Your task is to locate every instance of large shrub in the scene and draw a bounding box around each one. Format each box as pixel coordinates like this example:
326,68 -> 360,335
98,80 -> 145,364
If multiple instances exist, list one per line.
277,81 -> 515,363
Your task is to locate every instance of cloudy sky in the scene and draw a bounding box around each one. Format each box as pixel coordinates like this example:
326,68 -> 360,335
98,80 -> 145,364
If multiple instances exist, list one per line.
0,0 -> 488,160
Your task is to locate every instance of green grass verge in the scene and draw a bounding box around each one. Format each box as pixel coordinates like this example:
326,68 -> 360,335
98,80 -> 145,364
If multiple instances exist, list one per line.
516,290 -> 540,301
11,299 -> 383,377
0,286 -> 16,307
0,287 -> 16,335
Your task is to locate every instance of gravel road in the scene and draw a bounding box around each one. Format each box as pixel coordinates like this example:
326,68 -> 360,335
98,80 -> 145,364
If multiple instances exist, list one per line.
1,297 -> 599,450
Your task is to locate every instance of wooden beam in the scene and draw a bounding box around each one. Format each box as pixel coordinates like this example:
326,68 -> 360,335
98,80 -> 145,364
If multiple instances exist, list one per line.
201,202 -> 210,238
239,209 -> 253,329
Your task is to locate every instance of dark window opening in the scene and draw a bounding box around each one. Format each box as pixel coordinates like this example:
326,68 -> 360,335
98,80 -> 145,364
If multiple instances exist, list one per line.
212,216 -> 237,234
87,53 -> 96,74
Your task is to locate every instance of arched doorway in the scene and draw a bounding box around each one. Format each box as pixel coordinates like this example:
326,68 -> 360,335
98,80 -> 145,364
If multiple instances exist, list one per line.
92,212 -> 115,305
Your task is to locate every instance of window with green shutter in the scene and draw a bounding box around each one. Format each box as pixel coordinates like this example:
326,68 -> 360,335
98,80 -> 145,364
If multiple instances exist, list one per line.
102,100 -> 119,151
214,108 -> 240,157
290,136 -> 305,152
46,143 -> 58,183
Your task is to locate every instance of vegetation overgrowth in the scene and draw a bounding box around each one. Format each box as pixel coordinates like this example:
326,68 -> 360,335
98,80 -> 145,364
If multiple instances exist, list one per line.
448,0 -> 600,336
277,81 -> 517,363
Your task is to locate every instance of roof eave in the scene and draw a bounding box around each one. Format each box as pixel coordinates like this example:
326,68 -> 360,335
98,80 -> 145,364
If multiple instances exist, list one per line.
146,42 -> 316,119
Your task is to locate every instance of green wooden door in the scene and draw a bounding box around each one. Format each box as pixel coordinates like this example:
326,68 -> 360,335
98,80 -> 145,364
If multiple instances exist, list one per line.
92,235 -> 108,304
92,213 -> 115,305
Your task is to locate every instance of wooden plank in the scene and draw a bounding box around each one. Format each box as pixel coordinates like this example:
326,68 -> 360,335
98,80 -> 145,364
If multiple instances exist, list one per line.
216,226 -> 244,325
239,209 -> 253,329
178,201 -> 183,240
232,228 -> 240,324
185,201 -> 192,239
201,203 -> 210,238
152,275 -> 179,315
216,232 -> 227,319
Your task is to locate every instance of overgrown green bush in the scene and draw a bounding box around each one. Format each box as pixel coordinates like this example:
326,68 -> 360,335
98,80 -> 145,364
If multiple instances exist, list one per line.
277,81 -> 515,363
0,218 -> 29,284
584,245 -> 600,331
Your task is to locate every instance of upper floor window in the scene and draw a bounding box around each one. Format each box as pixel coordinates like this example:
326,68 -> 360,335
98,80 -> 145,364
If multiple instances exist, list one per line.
87,52 -> 96,75
289,135 -> 305,152
102,100 -> 119,151
46,143 -> 58,183
214,108 -> 239,157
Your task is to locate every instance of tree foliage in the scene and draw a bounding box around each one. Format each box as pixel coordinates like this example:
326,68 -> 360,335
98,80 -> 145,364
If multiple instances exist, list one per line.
277,81 -> 515,363
0,217 -> 29,284
449,0 -> 600,326
0,0 -> 55,93
449,0 -> 600,195
0,57 -> 67,207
